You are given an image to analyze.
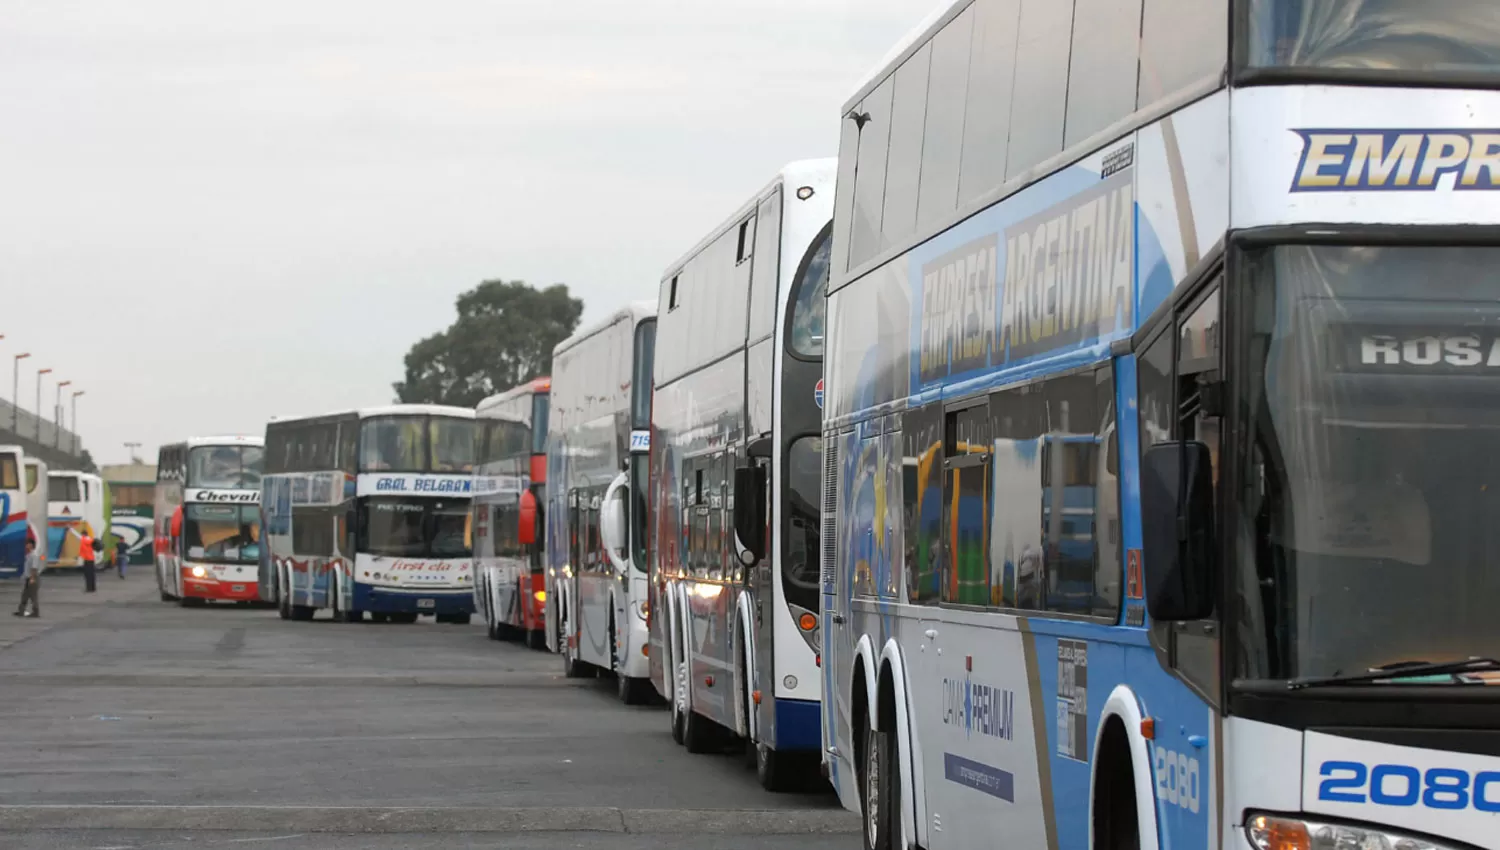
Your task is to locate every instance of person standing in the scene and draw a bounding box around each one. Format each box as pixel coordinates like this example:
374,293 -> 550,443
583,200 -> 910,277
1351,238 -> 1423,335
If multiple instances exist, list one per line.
79,530 -> 97,593
13,538 -> 43,617
115,538 -> 129,579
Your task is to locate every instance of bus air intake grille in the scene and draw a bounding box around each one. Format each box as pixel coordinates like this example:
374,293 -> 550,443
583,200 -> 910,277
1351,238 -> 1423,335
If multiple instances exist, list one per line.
820,437 -> 840,595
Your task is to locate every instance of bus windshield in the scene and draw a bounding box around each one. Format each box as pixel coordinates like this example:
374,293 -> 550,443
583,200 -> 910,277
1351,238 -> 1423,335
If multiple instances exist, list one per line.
531,395 -> 549,457
0,456 -> 17,490
360,417 -> 427,472
1245,0 -> 1500,75
783,436 -> 822,613
1235,244 -> 1500,682
430,418 -> 476,473
184,504 -> 260,564
48,476 -> 80,502
360,497 -> 471,558
188,445 -> 264,490
788,224 -> 831,358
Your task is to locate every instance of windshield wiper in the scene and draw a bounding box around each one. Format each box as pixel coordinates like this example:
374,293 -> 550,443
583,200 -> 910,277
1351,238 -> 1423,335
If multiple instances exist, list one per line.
1287,657 -> 1500,690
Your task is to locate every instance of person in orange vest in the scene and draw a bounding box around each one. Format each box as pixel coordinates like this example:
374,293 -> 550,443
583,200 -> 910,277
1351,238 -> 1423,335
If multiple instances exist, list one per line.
79,530 -> 97,593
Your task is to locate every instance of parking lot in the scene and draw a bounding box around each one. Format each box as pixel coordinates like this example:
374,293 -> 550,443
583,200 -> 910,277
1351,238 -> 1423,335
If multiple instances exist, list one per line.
0,577 -> 857,848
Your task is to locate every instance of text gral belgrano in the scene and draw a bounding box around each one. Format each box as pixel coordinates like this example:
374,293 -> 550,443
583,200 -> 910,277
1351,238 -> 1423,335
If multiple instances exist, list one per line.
919,170 -> 1134,383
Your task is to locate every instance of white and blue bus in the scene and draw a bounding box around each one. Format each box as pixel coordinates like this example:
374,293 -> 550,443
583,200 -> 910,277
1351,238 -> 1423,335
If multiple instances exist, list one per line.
650,159 -> 834,790
47,470 -> 105,568
261,406 -> 477,624
821,2 -> 1500,850
0,446 -> 46,578
547,301 -> 656,703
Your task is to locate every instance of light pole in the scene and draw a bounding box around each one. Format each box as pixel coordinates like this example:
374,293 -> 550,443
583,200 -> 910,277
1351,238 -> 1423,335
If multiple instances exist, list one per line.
71,390 -> 85,454
35,368 -> 52,441
54,380 -> 71,448
12,352 -> 30,431
124,442 -> 142,465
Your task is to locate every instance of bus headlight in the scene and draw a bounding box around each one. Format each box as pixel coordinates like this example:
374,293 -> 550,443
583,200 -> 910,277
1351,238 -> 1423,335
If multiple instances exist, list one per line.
1247,813 -> 1462,850
190,566 -> 207,578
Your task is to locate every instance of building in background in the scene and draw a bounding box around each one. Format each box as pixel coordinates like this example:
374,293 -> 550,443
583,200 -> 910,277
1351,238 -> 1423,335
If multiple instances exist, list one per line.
102,462 -> 156,568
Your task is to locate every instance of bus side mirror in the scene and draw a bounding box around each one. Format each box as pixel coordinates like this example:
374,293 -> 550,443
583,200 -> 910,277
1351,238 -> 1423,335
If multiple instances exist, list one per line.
518,491 -> 537,546
1140,441 -> 1216,622
600,472 -> 628,573
732,464 -> 767,567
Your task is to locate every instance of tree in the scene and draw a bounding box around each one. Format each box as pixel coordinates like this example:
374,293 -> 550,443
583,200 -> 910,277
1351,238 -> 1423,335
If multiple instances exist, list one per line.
78,449 -> 99,474
393,280 -> 583,407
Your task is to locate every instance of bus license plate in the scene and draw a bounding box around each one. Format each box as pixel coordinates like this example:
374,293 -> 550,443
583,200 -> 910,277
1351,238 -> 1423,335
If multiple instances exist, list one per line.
416,599 -> 435,609
232,584 -> 245,593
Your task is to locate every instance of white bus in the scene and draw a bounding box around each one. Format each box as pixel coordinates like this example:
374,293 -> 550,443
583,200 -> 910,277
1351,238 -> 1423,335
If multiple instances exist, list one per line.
262,406 -> 476,624
155,437 -> 264,605
821,3 -> 1500,850
472,379 -> 550,646
46,470 -> 105,568
650,159 -> 834,790
547,301 -> 657,703
0,447 -> 46,579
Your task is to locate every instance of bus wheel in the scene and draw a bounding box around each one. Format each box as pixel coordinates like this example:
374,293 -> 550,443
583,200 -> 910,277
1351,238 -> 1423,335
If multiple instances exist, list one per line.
756,744 -> 796,792
390,612 -> 418,624
682,703 -> 723,755
277,570 -> 292,620
526,628 -> 545,650
159,589 -> 173,603
180,596 -> 205,608
447,613 -> 471,625
860,718 -> 897,850
1093,721 -> 1140,850
369,612 -> 389,624
290,603 -> 315,621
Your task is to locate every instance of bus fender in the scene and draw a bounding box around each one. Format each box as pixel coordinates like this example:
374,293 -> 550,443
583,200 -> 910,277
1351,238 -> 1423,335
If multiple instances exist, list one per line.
851,634 -> 878,735
1090,685 -> 1161,850
879,637 -> 926,850
734,592 -> 757,740
673,584 -> 693,713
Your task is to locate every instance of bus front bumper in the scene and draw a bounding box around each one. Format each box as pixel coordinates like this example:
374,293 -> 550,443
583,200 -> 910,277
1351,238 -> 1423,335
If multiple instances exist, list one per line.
353,584 -> 475,616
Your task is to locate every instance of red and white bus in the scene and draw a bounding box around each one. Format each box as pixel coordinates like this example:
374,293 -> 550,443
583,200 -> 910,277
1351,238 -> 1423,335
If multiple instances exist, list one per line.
472,377 -> 551,648
155,436 -> 264,606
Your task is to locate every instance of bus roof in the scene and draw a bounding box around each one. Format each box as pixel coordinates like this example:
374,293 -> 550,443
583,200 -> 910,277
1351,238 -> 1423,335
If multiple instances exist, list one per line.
842,0 -> 952,113
357,404 -> 474,421
552,301 -> 655,360
661,159 -> 837,281
476,378 -> 551,413
48,470 -> 101,480
160,436 -> 266,450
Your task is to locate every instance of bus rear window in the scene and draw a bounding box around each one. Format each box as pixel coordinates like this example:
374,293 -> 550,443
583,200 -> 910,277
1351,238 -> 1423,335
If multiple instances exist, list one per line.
0,457 -> 17,490
1245,0 -> 1500,76
188,446 -> 263,490
531,394 -> 550,456
49,475 -> 80,502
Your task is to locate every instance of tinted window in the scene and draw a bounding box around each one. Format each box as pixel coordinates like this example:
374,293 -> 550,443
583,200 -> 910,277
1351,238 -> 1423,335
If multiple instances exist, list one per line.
630,460 -> 649,572
903,406 -> 944,605
1245,0 -> 1500,74
833,114 -> 861,277
1006,0 -> 1074,181
531,395 -> 549,457
959,0 -> 1022,206
849,76 -> 894,269
1139,0 -> 1226,105
0,457 -> 16,490
942,403 -> 992,606
360,498 -> 425,557
748,193 -> 782,340
49,475 -> 80,501
429,499 -> 471,558
881,44 -> 931,248
917,5 -> 975,230
1065,0 -> 1143,147
429,418 -> 475,473
788,223 -> 832,359
990,367 -> 1120,618
632,322 -> 656,430
291,506 -> 334,557
783,437 -> 822,614
360,417 -> 426,472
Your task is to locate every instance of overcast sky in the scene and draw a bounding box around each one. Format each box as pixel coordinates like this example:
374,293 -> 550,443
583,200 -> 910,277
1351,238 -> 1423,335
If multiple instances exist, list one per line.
0,0 -> 931,465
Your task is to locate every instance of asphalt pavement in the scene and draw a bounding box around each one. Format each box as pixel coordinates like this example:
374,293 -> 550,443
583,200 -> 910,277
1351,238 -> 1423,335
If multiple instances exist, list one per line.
0,574 -> 857,848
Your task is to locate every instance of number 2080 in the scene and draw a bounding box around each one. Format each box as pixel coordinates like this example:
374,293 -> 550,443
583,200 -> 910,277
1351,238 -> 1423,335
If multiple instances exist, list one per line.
1319,761 -> 1500,811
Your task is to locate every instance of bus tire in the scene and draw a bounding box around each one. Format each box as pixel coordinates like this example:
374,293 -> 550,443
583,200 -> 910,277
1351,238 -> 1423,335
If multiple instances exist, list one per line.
160,590 -> 173,603
390,612 -> 418,624
756,744 -> 801,793
179,596 -> 205,608
1092,719 -> 1140,850
369,612 -> 389,623
859,718 -> 897,850
290,604 -> 315,621
277,569 -> 292,620
682,705 -> 721,755
526,628 -> 545,650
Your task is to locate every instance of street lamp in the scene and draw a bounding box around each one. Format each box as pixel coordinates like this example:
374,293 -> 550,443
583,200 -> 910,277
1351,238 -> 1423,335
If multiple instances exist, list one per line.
35,368 -> 52,441
12,352 -> 30,431
71,390 -> 85,454
124,441 -> 142,465
55,380 -> 71,448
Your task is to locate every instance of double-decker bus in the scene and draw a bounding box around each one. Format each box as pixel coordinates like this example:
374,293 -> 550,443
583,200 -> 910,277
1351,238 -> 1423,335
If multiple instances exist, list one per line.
262,406 -> 476,624
0,447 -> 45,578
822,3 -> 1500,850
651,159 -> 833,790
547,302 -> 656,703
46,470 -> 105,568
472,380 -> 550,646
155,438 -> 263,605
